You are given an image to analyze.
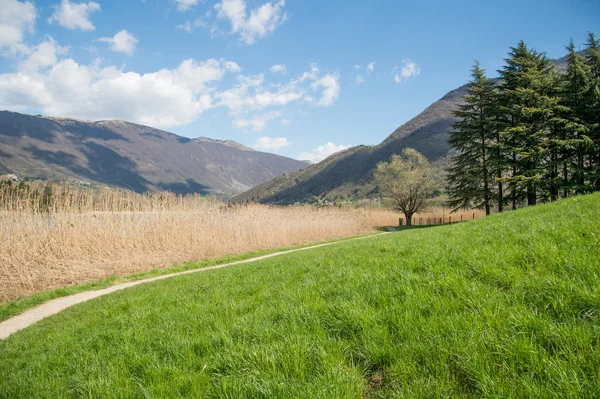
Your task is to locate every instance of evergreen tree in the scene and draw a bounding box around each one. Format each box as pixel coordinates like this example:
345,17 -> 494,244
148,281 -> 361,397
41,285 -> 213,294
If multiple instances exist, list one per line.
497,41 -> 558,207
554,40 -> 592,197
583,32 -> 600,189
447,62 -> 498,215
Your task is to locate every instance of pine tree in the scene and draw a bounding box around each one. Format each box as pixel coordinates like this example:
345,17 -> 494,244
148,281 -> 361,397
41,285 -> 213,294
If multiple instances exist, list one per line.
583,32 -> 600,189
447,62 -> 498,215
497,41 -> 558,207
554,40 -> 592,197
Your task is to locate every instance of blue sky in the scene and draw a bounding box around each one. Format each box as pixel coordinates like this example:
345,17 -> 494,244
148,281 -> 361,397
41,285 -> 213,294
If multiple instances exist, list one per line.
1,0 -> 599,162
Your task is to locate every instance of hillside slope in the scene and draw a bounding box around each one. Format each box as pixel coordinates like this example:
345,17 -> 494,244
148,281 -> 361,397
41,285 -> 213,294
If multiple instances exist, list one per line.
0,111 -> 308,197
1,193 -> 598,397
233,84 -> 467,203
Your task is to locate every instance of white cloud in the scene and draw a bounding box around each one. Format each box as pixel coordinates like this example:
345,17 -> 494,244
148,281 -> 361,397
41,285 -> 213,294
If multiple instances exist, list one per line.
281,118 -> 291,126
0,0 -> 37,54
367,62 -> 375,73
217,73 -> 304,113
0,57 -> 240,129
250,136 -> 290,151
269,64 -> 287,74
18,36 -> 69,72
354,64 -> 360,70
300,142 -> 351,163
177,17 -> 205,32
311,73 -> 340,107
214,0 -> 287,45
174,0 -> 201,12
217,63 -> 340,114
97,30 -> 138,56
298,62 -> 319,82
48,0 -> 100,31
394,59 -> 421,83
355,74 -> 364,84
233,111 -> 282,132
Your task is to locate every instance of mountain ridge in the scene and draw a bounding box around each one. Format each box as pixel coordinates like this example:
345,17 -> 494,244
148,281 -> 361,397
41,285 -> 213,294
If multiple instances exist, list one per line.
0,111 -> 308,198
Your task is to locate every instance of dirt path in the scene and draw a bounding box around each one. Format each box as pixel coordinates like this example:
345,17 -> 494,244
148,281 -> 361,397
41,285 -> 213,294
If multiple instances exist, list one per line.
0,232 -> 389,340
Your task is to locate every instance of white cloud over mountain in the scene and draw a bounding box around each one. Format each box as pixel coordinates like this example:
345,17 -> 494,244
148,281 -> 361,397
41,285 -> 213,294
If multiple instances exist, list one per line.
250,136 -> 291,151
233,111 -> 282,132
300,142 -> 350,163
0,56 -> 236,128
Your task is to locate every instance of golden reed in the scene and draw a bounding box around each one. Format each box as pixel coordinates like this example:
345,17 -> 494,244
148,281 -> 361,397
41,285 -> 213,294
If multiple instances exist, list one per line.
0,182 -> 484,301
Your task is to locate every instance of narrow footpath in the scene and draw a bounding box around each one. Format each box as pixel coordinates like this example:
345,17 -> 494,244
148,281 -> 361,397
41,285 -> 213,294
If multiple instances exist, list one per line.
0,232 -> 389,339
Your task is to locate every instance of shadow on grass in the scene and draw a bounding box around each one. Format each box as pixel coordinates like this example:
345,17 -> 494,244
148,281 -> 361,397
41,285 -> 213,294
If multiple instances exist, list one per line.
377,222 -> 468,232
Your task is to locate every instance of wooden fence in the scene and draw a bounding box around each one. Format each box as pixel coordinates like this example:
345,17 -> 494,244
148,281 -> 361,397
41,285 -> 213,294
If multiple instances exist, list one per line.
399,213 -> 480,226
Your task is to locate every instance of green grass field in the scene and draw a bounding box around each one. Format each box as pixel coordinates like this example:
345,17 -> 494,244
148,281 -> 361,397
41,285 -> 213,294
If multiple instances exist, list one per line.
1,194 -> 599,398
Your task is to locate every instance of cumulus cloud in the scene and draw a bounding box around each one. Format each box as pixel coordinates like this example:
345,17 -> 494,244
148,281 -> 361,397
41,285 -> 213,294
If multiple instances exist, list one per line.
300,142 -> 351,163
217,73 -> 301,113
0,57 -> 240,128
0,0 -> 37,54
355,74 -> 364,84
269,64 -> 287,74
367,62 -> 375,73
97,30 -> 138,55
393,59 -> 421,83
174,0 -> 201,12
48,0 -> 100,31
250,136 -> 290,151
233,111 -> 282,132
0,25 -> 339,133
18,36 -> 69,72
214,0 -> 287,45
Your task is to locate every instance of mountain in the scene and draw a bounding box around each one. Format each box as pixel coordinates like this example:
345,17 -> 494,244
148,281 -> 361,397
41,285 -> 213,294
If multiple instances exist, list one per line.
232,84 -> 467,204
0,111 -> 308,198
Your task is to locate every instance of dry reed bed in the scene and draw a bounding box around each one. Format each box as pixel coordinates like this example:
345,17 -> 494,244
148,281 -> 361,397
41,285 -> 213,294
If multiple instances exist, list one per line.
0,184 -> 397,301
0,183 -> 481,301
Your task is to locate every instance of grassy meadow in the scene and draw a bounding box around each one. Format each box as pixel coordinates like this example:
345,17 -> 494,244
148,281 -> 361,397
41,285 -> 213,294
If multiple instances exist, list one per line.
0,193 -> 598,397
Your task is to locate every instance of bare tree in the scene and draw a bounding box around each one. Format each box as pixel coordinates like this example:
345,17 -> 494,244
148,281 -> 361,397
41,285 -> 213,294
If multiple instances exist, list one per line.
374,148 -> 440,226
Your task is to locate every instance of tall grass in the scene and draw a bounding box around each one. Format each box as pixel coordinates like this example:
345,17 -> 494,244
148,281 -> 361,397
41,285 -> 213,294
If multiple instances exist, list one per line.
0,182 -> 401,301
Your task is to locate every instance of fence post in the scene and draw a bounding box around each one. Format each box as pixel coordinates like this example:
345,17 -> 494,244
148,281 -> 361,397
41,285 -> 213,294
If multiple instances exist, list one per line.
461,215 -> 463,222
399,218 -> 404,226
473,212 -> 475,220
449,216 -> 452,224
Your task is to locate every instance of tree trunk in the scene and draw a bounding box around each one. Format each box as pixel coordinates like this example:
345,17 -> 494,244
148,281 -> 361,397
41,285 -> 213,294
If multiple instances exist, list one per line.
496,132 -> 503,213
511,151 -> 517,210
482,141 -> 490,216
497,179 -> 503,213
405,212 -> 413,227
527,181 -> 536,206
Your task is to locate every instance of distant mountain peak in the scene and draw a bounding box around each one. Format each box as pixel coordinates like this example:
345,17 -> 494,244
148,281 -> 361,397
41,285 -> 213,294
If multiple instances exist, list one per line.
194,137 -> 254,152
